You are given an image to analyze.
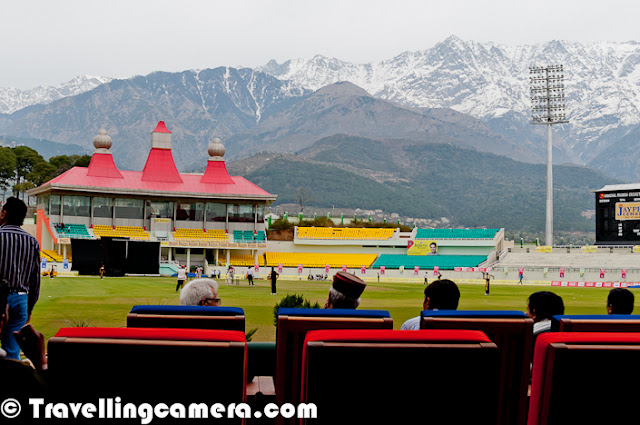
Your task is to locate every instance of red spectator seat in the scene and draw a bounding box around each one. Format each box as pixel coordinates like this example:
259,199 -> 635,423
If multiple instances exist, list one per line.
529,332 -> 640,425
301,329 -> 500,424
48,327 -> 246,407
275,308 -> 392,424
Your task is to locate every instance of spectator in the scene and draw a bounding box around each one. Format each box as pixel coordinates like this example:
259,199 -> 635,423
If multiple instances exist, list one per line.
0,197 -> 41,360
324,271 -> 366,309
401,279 -> 460,330
179,279 -> 220,306
0,280 -> 48,398
526,291 -> 564,336
607,288 -> 634,314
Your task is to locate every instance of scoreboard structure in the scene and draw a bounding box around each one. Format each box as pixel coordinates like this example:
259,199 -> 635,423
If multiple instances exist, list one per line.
594,184 -> 640,245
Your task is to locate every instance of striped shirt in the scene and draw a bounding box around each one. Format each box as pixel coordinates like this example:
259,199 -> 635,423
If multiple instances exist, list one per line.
0,224 -> 41,315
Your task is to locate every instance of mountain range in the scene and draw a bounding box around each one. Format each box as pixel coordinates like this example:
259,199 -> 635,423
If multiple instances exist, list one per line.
1,36 -> 639,180
227,134 -> 612,233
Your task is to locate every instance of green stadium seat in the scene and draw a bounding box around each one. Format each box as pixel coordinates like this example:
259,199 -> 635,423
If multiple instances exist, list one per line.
372,254 -> 487,270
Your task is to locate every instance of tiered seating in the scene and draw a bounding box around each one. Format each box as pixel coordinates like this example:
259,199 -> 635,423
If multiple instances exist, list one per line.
127,305 -> 245,331
48,327 -> 246,405
415,228 -> 499,239
373,254 -> 487,270
93,225 -> 150,240
420,310 -> 533,425
230,254 -> 262,266
276,308 -> 392,415
265,252 -> 377,268
232,230 -> 265,243
42,250 -> 63,262
54,223 -> 91,238
301,329 -> 500,423
173,228 -> 228,240
529,332 -> 640,424
297,227 -> 395,240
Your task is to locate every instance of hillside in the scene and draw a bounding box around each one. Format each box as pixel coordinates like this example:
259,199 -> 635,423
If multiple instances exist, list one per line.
228,135 -> 615,233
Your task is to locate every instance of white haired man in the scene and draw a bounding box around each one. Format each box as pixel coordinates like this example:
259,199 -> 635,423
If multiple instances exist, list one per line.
179,279 -> 221,306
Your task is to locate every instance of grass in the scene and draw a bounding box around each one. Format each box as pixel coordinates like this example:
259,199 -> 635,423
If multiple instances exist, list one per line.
31,276 -> 628,342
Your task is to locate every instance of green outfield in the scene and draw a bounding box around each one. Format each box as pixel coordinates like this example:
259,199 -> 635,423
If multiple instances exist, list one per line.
30,276 -> 628,342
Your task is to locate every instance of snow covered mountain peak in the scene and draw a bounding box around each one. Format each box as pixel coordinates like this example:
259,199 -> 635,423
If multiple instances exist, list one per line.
0,75 -> 113,114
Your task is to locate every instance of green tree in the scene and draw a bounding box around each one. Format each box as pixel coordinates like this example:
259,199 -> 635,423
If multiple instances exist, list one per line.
0,147 -> 17,196
11,146 -> 44,197
49,154 -> 91,175
27,161 -> 57,186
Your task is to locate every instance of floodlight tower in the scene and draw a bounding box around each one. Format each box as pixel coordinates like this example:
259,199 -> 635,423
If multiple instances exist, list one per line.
530,65 -> 568,246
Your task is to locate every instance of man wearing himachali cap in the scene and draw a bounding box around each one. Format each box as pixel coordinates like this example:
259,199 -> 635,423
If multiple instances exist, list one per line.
324,271 -> 367,309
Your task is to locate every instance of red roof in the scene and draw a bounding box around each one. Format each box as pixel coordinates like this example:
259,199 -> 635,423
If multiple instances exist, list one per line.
142,148 -> 183,183
87,153 -> 124,179
39,166 -> 275,199
201,160 -> 234,184
153,121 -> 171,134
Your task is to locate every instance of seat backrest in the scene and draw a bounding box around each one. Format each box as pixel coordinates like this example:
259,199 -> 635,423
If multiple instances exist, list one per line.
420,310 -> 533,425
127,305 -> 245,331
275,308 -> 392,412
529,332 -> 640,425
48,327 -> 246,405
551,314 -> 640,332
301,329 -> 500,424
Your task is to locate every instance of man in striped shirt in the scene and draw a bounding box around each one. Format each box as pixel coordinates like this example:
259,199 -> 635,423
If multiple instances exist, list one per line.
0,197 -> 41,360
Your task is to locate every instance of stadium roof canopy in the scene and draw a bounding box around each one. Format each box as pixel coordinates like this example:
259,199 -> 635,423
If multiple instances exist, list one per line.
28,122 -> 277,202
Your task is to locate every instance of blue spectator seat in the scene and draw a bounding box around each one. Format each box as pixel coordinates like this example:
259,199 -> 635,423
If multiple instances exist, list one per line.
420,310 -> 533,425
551,314 -> 640,332
127,305 -> 245,331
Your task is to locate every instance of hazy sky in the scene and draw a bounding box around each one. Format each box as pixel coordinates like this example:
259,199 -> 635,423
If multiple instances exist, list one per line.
2,0 -> 637,89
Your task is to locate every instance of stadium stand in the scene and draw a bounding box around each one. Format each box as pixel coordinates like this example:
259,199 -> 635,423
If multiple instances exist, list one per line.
265,252 -> 378,268
233,230 -> 266,243
551,314 -> 640,332
41,250 -> 61,262
297,227 -> 395,240
529,332 -> 640,425
53,223 -> 91,238
127,305 -> 245,331
173,228 -> 228,240
415,228 -> 499,239
47,327 -> 247,406
420,310 -> 534,425
93,225 -> 150,240
230,254 -> 263,266
275,308 -> 392,422
372,254 -> 487,270
300,329 -> 500,424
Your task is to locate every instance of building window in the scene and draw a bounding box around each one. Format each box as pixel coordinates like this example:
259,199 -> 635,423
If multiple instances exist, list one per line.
176,202 -> 204,221
228,204 -> 254,222
115,198 -> 144,219
256,204 -> 265,222
146,201 -> 174,219
93,197 -> 113,218
206,203 -> 226,222
63,195 -> 91,217
50,195 -> 61,215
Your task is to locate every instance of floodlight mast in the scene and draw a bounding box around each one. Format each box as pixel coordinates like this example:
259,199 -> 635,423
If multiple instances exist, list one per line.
530,64 -> 568,247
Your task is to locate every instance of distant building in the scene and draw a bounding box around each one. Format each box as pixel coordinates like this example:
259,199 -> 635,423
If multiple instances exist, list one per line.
28,121 -> 276,274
